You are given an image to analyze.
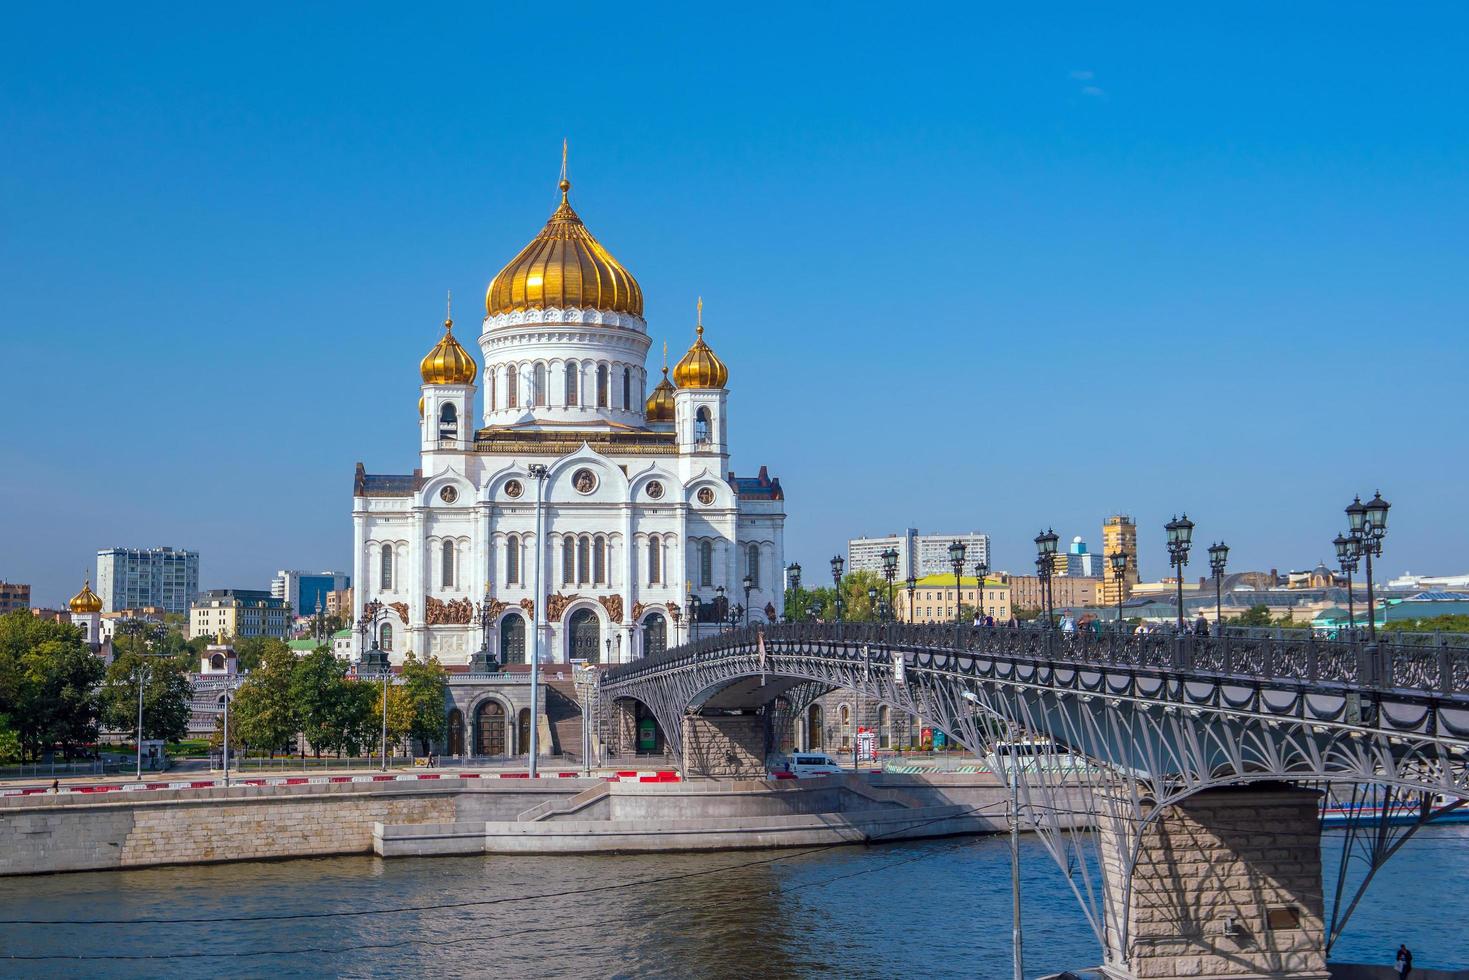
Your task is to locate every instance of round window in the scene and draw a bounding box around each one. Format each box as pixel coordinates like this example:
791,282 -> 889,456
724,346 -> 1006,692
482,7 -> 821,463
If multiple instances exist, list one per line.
504,479 -> 524,499
439,486 -> 459,504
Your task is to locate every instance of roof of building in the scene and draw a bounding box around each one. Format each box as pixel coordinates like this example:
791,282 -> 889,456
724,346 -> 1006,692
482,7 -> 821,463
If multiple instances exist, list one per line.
729,465 -> 783,501
354,463 -> 422,497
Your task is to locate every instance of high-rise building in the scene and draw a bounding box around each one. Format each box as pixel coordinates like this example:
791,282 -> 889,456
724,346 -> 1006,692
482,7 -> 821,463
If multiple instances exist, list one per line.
1062,537 -> 1104,577
189,589 -> 291,640
0,581 -> 30,614
95,547 -> 199,614
271,570 -> 351,617
848,530 -> 991,581
1101,515 -> 1139,606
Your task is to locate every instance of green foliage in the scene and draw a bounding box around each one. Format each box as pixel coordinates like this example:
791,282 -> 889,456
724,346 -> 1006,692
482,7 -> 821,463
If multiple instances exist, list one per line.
1228,604 -> 1275,627
0,612 -> 104,760
790,569 -> 889,623
290,647 -> 349,758
1382,614 -> 1469,634
100,653 -> 192,744
232,636 -> 290,674
0,714 -> 21,763
400,652 -> 449,755
229,643 -> 298,756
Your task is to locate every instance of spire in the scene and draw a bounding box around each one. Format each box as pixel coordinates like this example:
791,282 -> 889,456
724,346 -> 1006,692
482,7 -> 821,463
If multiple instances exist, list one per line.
662,340 -> 668,373
445,289 -> 453,328
559,138 -> 570,200
696,295 -> 703,336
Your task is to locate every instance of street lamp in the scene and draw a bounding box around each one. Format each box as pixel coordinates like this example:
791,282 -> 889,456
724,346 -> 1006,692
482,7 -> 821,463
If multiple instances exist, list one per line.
1109,550 -> 1129,631
974,560 -> 990,624
356,600 -> 394,770
830,554 -> 846,632
1207,541 -> 1229,632
788,562 -> 802,623
906,575 -> 917,625
1347,491 -> 1391,639
866,586 -> 879,622
1034,529 -> 1058,628
526,461 -> 550,778
742,573 -> 754,627
1165,514 -> 1195,632
1334,532 -> 1360,634
948,540 -> 967,642
880,548 -> 899,623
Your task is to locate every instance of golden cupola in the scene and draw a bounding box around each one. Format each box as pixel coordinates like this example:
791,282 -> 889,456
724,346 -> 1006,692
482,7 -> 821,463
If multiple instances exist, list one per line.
69,578 -> 103,614
485,179 -> 643,318
646,367 -> 677,423
420,315 -> 478,386
672,300 -> 728,389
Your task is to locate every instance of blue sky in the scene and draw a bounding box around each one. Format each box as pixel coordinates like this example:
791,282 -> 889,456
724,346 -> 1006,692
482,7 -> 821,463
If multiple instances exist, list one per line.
2,4 -> 1466,606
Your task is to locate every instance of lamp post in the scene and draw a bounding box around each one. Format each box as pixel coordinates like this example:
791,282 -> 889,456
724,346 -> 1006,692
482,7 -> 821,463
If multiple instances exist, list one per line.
356,600 -> 393,769
948,540 -> 967,643
1347,491 -> 1390,639
830,555 -> 845,625
687,590 -> 699,636
905,576 -> 917,625
527,462 -> 549,778
743,574 -> 754,627
220,677 -> 235,787
880,548 -> 899,623
788,562 -> 802,623
867,586 -> 879,622
1109,550 -> 1129,631
1208,541 -> 1229,632
134,658 -> 151,780
1334,533 -> 1359,634
974,560 -> 990,625
1165,514 -> 1195,632
1034,528 -> 1058,628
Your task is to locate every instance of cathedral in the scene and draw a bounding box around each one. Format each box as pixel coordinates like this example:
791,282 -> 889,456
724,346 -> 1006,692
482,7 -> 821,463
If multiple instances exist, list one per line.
351,173 -> 786,668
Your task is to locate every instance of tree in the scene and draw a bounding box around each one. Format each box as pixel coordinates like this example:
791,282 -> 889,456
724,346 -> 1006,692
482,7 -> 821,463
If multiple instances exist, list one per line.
232,636 -> 290,674
0,714 -> 22,763
400,652 -> 448,755
376,682 -> 415,757
339,679 -> 380,757
290,647 -> 350,758
100,652 -> 192,744
18,640 -> 104,760
793,570 -> 887,623
230,643 -> 298,756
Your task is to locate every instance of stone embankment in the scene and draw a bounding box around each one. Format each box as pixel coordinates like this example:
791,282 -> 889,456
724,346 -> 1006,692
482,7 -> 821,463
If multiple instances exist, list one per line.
0,771 -> 1079,875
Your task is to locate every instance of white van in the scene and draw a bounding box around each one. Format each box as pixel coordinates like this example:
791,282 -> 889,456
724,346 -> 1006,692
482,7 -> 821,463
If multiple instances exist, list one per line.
783,753 -> 845,778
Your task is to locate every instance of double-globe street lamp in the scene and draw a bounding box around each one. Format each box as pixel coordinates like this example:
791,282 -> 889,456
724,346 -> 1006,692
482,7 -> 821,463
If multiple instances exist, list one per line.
1208,541 -> 1229,632
830,555 -> 845,626
1333,532 -> 1361,634
1034,529 -> 1058,628
867,586 -> 879,622
1346,491 -> 1391,639
787,562 -> 802,622
743,573 -> 754,627
948,539 -> 967,642
974,558 -> 990,623
906,575 -> 917,626
1109,550 -> 1129,631
880,548 -> 899,623
1165,515 -> 1195,632
357,600 -> 394,771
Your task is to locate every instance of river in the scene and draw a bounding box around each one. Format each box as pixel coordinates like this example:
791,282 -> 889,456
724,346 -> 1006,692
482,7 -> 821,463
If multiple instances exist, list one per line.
0,826 -> 1465,978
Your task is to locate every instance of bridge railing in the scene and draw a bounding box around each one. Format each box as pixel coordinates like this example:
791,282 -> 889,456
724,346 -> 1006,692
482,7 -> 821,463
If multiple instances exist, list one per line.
602,622 -> 1469,697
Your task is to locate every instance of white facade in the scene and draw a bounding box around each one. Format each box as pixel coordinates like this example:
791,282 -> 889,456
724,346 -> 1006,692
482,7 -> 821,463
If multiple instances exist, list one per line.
351,184 -> 785,667
95,547 -> 199,614
849,530 -> 991,581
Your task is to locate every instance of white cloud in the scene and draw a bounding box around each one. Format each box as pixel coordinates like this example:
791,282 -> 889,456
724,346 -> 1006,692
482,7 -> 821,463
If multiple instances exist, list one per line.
1069,69 -> 1095,81
1081,85 -> 1105,98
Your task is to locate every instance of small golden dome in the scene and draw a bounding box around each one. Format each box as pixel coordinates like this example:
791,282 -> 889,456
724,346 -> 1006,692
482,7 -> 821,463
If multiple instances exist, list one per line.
69,578 -> 102,614
485,180 -> 643,318
420,317 -> 478,386
672,310 -> 728,389
645,366 -> 677,422
418,395 -> 424,418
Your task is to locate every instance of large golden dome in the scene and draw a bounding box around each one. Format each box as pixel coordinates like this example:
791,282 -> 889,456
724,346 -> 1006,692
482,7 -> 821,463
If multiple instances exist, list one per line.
486,180 -> 643,318
420,317 -> 478,386
69,578 -> 102,614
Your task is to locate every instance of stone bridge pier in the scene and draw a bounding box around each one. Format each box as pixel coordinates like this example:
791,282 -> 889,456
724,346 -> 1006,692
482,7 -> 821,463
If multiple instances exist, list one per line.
1099,784 -> 1329,980
680,711 -> 768,780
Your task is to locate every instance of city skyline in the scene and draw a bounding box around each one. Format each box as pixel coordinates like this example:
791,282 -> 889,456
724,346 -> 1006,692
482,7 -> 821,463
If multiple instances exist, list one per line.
5,5 -> 1468,605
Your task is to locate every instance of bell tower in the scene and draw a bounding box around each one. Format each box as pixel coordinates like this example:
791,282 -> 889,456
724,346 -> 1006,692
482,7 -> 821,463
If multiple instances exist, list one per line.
672,300 -> 729,460
419,294 -> 477,456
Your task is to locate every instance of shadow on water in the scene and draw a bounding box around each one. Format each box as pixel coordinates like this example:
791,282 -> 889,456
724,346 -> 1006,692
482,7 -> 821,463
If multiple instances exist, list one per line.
0,827 -> 1464,978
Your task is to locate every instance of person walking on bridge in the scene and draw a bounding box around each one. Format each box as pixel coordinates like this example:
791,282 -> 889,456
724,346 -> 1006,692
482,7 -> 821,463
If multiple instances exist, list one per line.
1396,943 -> 1413,978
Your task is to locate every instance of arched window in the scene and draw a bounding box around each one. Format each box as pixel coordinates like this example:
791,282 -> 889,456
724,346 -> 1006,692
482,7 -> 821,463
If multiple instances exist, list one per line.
488,374 -> 496,411
438,402 -> 457,441
380,544 -> 393,590
562,537 -> 575,584
648,535 -> 661,584
699,540 -> 713,587
380,622 -> 394,652
622,367 -> 631,410
565,362 -> 578,406
746,543 -> 760,588
596,365 -> 609,407
577,536 -> 591,584
594,536 -> 607,584
533,363 -> 547,406
441,540 -> 455,588
506,535 -> 520,584
506,365 -> 518,408
695,406 -> 711,443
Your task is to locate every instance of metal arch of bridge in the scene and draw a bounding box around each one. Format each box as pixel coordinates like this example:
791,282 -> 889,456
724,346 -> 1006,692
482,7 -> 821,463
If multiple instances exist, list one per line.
598,622 -> 1469,967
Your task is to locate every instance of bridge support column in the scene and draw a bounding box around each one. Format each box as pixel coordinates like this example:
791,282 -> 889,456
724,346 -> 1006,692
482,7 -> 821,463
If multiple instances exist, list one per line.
1099,785 -> 1328,980
680,713 -> 766,780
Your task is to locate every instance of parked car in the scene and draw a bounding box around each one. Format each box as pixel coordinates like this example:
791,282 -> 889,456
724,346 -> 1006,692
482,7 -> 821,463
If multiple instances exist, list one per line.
775,753 -> 845,778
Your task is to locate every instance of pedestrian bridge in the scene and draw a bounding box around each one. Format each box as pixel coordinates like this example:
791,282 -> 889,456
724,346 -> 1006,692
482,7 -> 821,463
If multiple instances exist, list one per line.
599,623 -> 1469,980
